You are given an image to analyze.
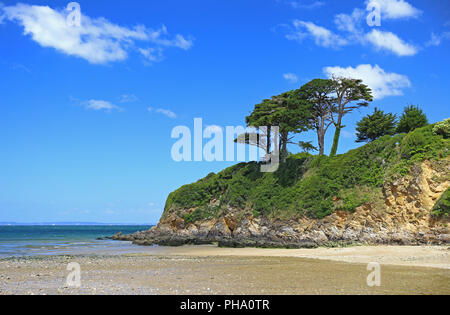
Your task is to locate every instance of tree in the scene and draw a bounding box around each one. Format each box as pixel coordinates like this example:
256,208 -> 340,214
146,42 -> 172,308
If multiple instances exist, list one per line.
329,77 -> 373,156
396,105 -> 428,134
355,108 -> 397,143
270,91 -> 313,162
243,99 -> 279,155
238,91 -> 313,163
296,79 -> 335,156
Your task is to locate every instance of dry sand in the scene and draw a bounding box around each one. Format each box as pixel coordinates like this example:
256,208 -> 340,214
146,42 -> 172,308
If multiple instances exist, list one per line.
0,245 -> 449,295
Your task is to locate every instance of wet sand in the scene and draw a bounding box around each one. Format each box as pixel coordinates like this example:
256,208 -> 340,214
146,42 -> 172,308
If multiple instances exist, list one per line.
148,244 -> 450,269
0,245 -> 449,295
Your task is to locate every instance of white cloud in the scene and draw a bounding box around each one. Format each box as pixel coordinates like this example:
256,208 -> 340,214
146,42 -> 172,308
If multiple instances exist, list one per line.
0,4 -> 4,24
84,100 -> 122,112
288,1 -> 325,10
365,29 -> 417,56
119,94 -> 138,103
323,64 -> 411,99
148,107 -> 177,119
11,62 -> 31,73
287,19 -> 417,56
425,32 -> 450,47
287,20 -> 348,48
139,47 -> 164,63
282,1 -> 423,57
334,9 -> 365,35
2,3 -> 193,64
283,73 -> 299,83
366,0 -> 421,20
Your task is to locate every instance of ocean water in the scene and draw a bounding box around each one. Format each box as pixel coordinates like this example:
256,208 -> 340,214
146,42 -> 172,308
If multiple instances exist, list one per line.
0,225 -> 152,258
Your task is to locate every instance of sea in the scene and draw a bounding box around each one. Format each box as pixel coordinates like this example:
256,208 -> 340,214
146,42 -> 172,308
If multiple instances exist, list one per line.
0,225 -> 153,258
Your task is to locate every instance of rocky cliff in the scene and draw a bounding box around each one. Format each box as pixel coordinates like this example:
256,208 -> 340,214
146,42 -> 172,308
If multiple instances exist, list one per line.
115,123 -> 450,248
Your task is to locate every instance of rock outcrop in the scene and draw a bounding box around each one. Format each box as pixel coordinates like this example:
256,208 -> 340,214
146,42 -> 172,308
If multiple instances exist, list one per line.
115,160 -> 449,248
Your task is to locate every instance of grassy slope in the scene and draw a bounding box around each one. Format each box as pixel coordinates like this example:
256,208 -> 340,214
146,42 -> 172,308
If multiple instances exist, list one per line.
164,123 -> 450,223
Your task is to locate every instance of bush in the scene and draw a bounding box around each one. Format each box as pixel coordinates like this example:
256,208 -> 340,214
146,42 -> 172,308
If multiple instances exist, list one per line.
431,189 -> 450,218
184,205 -> 221,223
433,118 -> 450,139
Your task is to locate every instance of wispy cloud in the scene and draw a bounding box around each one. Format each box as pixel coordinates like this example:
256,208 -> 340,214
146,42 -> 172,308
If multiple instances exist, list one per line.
119,94 -> 138,103
287,20 -> 348,48
287,1 -> 325,10
334,8 -> 365,35
283,73 -> 299,83
365,29 -> 417,56
139,47 -> 164,63
148,107 -> 177,119
11,62 -> 31,73
83,99 -> 123,112
365,0 -> 421,20
1,3 -> 193,64
324,64 -> 411,99
282,0 -> 422,57
425,32 -> 450,47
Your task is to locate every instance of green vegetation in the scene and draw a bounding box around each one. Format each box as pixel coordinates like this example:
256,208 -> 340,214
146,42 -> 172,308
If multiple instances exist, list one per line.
183,205 -> 221,223
397,105 -> 429,134
432,118 -> 450,138
237,76 -> 432,162
237,77 -> 374,159
329,77 -> 373,157
356,108 -> 397,143
431,188 -> 450,218
165,72 -> 445,224
165,123 -> 449,222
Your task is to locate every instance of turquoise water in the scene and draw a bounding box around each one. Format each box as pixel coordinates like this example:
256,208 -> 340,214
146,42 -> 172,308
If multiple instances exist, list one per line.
0,225 -> 152,258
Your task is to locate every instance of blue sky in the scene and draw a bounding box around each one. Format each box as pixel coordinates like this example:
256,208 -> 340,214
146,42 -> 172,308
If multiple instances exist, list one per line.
0,0 -> 449,224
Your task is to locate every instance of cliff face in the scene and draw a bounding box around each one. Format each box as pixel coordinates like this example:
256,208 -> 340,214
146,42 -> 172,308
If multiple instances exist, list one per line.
116,124 -> 450,247
124,161 -> 448,246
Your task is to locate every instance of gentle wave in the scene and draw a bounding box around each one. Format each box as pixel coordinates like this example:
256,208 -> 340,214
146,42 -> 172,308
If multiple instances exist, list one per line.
0,225 -> 152,258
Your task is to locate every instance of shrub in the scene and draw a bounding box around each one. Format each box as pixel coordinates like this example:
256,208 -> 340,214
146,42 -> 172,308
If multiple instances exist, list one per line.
184,205 -> 221,223
431,189 -> 450,218
433,118 -> 450,139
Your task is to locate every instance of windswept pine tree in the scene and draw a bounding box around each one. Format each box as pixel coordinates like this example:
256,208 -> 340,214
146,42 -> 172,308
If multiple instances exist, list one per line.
356,108 -> 397,143
397,105 -> 429,134
329,77 -> 373,156
296,79 -> 335,156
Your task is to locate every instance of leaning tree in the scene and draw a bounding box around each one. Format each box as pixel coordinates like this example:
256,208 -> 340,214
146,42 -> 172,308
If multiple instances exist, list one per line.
329,77 -> 373,157
296,79 -> 335,156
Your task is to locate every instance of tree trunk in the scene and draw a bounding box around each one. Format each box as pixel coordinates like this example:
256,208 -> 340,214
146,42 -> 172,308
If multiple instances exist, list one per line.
330,125 -> 341,157
317,128 -> 324,156
266,126 -> 271,155
317,117 -> 325,156
281,132 -> 288,163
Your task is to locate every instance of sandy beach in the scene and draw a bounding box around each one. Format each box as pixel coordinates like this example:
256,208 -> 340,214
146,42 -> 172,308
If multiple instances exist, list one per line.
0,245 -> 449,295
